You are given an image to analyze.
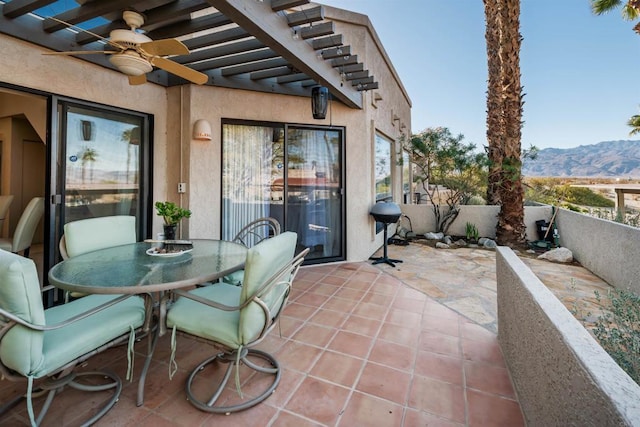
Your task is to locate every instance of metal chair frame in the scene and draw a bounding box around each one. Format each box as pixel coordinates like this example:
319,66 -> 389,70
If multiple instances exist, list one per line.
0,294 -> 153,426
170,247 -> 308,414
232,217 -> 281,247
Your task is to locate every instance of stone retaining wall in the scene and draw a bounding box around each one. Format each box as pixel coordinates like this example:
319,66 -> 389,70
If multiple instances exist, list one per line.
496,247 -> 640,426
400,204 -> 551,241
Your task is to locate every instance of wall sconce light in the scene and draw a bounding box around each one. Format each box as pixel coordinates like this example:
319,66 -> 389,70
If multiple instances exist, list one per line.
80,120 -> 95,141
193,119 -> 212,141
311,86 -> 329,120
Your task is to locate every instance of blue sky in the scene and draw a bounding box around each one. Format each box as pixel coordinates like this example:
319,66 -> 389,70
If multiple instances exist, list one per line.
320,0 -> 640,150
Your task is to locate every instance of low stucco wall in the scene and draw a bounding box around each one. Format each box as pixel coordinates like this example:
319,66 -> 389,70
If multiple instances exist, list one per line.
556,208 -> 640,294
496,246 -> 640,426
400,204 -> 551,241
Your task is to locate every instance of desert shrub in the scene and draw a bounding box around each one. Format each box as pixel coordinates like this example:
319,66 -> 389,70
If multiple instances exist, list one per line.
525,180 -> 614,208
592,288 -> 640,385
465,195 -> 486,205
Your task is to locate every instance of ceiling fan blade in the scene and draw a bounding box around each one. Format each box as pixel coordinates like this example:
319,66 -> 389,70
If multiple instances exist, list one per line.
151,57 -> 208,85
43,50 -> 114,56
140,39 -> 189,56
47,16 -> 126,51
128,74 -> 147,85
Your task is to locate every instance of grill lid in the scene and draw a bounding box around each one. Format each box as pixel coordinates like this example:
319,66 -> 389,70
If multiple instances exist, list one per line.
370,202 -> 402,223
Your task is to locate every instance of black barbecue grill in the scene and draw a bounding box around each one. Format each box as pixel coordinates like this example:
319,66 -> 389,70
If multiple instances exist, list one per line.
369,202 -> 403,267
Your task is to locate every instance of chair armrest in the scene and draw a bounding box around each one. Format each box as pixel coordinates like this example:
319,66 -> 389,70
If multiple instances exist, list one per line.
0,294 -> 147,332
172,289 -> 241,311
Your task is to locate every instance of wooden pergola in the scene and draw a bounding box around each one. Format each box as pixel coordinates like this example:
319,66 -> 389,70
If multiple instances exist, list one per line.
0,0 -> 378,108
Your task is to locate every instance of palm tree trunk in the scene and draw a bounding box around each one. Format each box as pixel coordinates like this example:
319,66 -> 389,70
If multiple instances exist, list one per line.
484,0 -> 503,205
495,0 -> 526,246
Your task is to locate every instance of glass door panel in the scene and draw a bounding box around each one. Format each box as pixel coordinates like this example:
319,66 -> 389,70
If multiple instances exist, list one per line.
286,127 -> 343,261
63,105 -> 142,224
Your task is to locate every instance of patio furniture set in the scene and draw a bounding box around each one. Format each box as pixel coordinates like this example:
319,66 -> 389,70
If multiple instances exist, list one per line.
0,215 -> 307,425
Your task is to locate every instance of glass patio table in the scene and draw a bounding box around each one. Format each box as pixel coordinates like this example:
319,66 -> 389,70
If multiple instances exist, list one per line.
48,239 -> 248,294
47,239 -> 248,406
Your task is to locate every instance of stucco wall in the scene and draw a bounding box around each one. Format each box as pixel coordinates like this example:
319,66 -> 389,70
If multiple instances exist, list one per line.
0,5 -> 413,264
0,33 -> 169,230
556,208 -> 640,293
400,204 -> 552,241
496,246 -> 640,426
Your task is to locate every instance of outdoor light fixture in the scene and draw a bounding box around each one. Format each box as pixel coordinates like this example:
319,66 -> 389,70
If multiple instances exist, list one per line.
193,119 -> 212,141
311,86 -> 329,120
80,120 -> 94,141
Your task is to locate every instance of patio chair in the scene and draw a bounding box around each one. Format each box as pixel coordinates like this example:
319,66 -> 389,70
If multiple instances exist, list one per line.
0,195 -> 14,236
60,215 -> 136,301
0,197 -> 44,258
0,249 -> 150,426
221,216 -> 281,286
166,232 -> 308,413
60,215 -> 137,259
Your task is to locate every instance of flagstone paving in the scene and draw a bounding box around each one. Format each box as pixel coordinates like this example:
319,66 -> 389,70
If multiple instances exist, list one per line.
371,241 -> 613,334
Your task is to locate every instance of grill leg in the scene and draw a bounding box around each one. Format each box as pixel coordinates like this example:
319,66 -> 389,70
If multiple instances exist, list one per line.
369,223 -> 403,267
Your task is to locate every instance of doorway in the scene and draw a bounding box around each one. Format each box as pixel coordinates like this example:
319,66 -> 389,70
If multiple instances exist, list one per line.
221,121 -> 345,263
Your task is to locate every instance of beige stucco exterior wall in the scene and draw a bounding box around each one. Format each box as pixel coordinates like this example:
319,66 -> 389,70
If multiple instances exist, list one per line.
0,3 -> 412,263
0,34 -> 169,229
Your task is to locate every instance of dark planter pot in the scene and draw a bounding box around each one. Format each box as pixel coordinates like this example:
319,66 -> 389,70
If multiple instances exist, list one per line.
163,224 -> 177,240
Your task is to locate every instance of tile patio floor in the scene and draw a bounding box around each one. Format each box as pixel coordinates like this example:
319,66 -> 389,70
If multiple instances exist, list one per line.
1,243 -> 559,427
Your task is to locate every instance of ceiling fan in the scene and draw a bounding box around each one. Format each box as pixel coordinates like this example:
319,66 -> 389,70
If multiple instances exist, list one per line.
44,11 -> 208,86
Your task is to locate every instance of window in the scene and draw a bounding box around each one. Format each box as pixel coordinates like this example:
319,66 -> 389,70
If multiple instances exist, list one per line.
402,150 -> 411,204
374,133 -> 392,202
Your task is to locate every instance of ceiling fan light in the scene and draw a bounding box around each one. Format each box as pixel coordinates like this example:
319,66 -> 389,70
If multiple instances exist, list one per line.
109,52 -> 152,76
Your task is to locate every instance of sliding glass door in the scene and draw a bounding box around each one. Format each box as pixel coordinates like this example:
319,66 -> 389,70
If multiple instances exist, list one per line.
50,100 -> 151,265
222,121 -> 344,263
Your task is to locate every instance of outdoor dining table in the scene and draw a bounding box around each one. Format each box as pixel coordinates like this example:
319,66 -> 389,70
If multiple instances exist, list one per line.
47,238 -> 248,406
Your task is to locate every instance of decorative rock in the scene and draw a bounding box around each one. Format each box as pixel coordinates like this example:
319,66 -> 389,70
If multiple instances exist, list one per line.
435,242 -> 450,249
425,232 -> 444,240
483,239 -> 497,249
478,237 -> 488,245
538,247 -> 573,263
444,235 -> 453,245
455,239 -> 467,246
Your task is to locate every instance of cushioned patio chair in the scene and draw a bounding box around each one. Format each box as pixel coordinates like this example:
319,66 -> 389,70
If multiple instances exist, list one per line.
0,197 -> 44,258
0,249 -> 151,426
60,215 -> 136,301
221,216 -> 281,286
59,215 -> 137,260
166,232 -> 308,413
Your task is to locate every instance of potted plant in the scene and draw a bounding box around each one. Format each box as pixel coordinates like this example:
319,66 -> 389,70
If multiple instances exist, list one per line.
155,201 -> 191,240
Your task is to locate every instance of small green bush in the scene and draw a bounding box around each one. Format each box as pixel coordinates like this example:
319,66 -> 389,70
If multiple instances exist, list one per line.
465,222 -> 479,241
592,288 -> 640,385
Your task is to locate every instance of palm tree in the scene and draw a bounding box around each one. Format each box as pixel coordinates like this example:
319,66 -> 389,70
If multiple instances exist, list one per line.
120,127 -> 140,184
628,112 -> 640,135
81,147 -> 98,184
591,0 -> 640,20
484,0 -> 503,206
484,0 -> 526,246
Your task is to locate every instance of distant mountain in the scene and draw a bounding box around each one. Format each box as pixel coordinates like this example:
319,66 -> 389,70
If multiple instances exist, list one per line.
522,140 -> 640,177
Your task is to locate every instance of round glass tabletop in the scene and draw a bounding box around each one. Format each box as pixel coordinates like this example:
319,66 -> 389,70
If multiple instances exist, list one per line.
48,239 -> 248,294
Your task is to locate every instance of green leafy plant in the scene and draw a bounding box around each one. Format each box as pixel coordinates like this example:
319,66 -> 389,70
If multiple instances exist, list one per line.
465,222 -> 479,241
155,201 -> 191,226
592,288 -> 640,385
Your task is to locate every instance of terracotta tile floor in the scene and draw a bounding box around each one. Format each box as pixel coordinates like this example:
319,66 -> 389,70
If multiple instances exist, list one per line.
0,261 -> 525,427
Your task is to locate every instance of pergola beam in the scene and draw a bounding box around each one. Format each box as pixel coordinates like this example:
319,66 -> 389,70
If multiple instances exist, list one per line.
207,0 -> 361,109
